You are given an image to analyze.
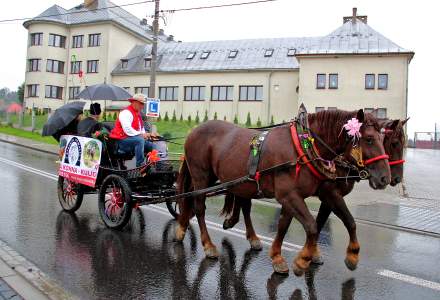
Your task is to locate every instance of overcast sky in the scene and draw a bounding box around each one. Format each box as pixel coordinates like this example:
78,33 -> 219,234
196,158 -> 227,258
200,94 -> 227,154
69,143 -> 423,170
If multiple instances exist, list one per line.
0,0 -> 439,135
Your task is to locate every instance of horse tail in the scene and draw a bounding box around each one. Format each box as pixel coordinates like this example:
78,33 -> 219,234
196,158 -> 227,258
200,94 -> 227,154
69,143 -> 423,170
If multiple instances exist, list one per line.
177,159 -> 192,194
220,192 -> 235,216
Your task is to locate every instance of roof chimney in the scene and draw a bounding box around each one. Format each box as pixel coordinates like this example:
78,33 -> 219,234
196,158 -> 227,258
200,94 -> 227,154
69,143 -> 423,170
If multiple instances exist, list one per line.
343,8 -> 367,24
352,7 -> 357,24
84,0 -> 95,7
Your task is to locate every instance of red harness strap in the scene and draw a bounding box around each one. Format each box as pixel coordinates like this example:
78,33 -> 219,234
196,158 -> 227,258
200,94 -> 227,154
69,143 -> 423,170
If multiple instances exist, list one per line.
290,124 -> 326,180
363,154 -> 389,166
389,159 -> 405,166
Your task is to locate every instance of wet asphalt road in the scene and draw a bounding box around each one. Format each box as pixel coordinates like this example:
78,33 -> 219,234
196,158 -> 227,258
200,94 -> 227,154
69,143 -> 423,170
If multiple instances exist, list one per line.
0,141 -> 439,299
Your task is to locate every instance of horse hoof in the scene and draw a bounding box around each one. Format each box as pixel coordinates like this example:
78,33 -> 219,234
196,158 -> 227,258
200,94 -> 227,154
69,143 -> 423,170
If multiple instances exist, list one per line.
292,264 -> 306,277
174,226 -> 186,242
205,247 -> 219,259
249,239 -> 263,251
272,261 -> 289,274
223,219 -> 232,230
344,258 -> 358,271
311,256 -> 324,265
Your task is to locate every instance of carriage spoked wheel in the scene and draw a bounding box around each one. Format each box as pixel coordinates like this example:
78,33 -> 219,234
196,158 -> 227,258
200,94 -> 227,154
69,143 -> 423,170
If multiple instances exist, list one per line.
98,174 -> 133,230
166,200 -> 180,219
57,176 -> 84,212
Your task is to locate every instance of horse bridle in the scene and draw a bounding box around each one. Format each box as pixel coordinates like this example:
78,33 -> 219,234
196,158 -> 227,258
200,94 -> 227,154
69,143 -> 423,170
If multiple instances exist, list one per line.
382,128 -> 405,166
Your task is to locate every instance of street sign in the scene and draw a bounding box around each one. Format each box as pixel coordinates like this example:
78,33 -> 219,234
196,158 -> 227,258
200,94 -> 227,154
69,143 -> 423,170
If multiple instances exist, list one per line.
145,97 -> 160,117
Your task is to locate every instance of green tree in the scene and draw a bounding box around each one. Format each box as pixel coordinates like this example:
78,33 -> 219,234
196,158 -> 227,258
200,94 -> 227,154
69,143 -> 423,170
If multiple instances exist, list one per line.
233,115 -> 238,124
179,113 -> 183,122
270,115 -> 275,125
213,112 -> 218,120
164,111 -> 169,122
256,117 -> 262,127
157,113 -> 162,121
172,110 -> 177,122
195,111 -> 200,124
17,83 -> 24,105
224,115 -> 227,121
245,112 -> 252,127
203,110 -> 208,122
187,114 -> 192,124
113,112 -> 117,120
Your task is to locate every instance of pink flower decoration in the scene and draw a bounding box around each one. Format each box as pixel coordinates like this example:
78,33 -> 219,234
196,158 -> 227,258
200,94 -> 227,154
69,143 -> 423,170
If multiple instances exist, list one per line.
343,118 -> 362,139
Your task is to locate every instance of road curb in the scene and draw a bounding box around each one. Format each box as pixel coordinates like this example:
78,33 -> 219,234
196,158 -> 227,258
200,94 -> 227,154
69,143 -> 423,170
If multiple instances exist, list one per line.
0,136 -> 58,156
0,239 -> 77,300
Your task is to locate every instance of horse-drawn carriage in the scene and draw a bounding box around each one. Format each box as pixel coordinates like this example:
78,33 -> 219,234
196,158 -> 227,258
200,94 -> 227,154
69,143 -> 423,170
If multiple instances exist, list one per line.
57,133 -> 182,229
50,95 -> 408,277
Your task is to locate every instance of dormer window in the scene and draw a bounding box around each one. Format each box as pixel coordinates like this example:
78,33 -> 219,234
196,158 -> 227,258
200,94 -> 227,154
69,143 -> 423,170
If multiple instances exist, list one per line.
264,49 -> 274,57
144,58 -> 151,68
121,59 -> 128,69
186,52 -> 196,59
228,50 -> 238,58
287,48 -> 296,56
200,51 -> 211,59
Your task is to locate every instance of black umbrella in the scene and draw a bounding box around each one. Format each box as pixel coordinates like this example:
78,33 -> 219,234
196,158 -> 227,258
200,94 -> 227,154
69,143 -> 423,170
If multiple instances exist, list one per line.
42,101 -> 85,139
77,83 -> 131,101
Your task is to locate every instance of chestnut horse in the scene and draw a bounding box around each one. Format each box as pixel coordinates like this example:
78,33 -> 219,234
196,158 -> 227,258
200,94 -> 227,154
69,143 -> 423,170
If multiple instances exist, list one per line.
175,109 -> 391,276
222,118 -> 408,272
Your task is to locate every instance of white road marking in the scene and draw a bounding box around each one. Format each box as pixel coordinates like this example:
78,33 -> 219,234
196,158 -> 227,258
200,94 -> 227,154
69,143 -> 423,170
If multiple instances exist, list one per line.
1,154 -> 440,292
377,270 -> 440,291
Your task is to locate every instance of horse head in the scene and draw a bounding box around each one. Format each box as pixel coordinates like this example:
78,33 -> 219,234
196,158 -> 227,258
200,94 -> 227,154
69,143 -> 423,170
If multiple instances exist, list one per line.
381,118 -> 409,186
346,110 -> 391,189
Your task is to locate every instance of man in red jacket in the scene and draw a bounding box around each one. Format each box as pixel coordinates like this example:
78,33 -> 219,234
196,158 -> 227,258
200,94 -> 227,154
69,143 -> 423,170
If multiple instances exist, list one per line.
110,94 -> 157,167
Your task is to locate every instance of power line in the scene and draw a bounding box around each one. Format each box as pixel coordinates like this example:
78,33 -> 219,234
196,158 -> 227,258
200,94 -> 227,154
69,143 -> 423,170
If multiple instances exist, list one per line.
147,0 -> 278,17
0,0 -> 154,24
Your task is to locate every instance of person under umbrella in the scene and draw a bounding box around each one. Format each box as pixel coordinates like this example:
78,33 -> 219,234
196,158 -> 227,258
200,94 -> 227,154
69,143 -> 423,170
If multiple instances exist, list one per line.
77,103 -> 102,137
42,101 -> 85,142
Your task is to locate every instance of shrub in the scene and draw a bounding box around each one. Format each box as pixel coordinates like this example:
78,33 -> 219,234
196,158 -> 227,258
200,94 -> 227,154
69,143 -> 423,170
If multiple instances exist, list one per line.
172,110 -> 177,122
203,110 -> 208,122
256,117 -> 262,127
163,132 -> 172,139
233,115 -> 238,124
213,112 -> 218,120
113,112 -> 117,120
270,115 -> 275,125
245,112 -> 252,127
187,114 -> 192,124
157,114 -> 162,122
164,111 -> 169,122
179,113 -> 183,122
195,111 -> 200,124
224,115 -> 227,121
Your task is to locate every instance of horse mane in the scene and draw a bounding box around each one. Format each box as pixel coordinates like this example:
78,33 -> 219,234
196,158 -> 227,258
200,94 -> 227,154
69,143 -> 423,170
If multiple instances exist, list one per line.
307,109 -> 380,154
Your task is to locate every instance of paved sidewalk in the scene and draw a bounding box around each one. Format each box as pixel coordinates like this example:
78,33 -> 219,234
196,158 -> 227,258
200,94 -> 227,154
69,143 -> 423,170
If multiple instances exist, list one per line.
0,239 -> 73,300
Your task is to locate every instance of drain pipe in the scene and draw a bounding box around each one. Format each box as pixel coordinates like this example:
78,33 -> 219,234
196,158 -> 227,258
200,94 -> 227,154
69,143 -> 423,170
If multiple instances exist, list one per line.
267,71 -> 274,124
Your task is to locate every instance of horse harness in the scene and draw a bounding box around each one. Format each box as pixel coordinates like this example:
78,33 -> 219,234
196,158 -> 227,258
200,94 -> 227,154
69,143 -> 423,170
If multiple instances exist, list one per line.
246,109 -> 393,195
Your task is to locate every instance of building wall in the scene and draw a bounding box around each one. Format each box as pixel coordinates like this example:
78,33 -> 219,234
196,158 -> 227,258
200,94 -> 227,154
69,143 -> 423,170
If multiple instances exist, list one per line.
111,70 -> 299,124
297,55 -> 409,119
24,22 -> 147,110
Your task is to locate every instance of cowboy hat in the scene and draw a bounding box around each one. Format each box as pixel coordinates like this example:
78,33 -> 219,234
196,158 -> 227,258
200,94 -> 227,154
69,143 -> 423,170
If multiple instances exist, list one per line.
128,93 -> 147,104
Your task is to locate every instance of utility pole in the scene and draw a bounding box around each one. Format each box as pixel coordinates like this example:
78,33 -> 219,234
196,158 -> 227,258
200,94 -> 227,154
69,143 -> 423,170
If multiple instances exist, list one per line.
149,0 -> 160,100
435,123 -> 438,149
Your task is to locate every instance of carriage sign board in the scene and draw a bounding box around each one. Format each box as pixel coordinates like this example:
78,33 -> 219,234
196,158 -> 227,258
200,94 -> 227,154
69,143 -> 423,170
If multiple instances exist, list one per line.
58,135 -> 103,187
